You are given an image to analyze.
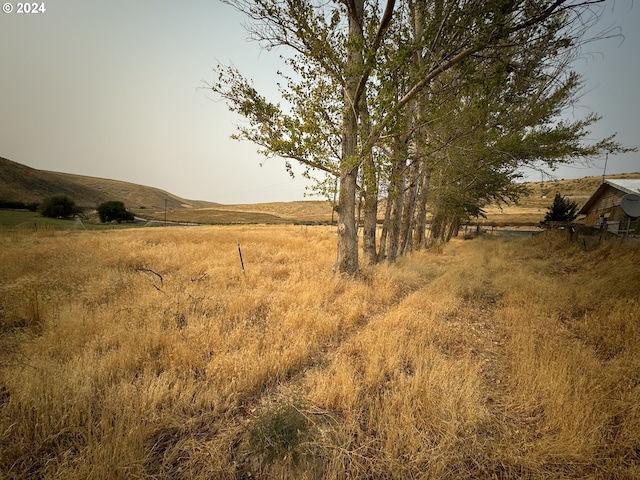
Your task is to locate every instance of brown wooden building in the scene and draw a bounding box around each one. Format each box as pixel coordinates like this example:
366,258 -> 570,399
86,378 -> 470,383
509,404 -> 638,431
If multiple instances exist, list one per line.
578,179 -> 640,234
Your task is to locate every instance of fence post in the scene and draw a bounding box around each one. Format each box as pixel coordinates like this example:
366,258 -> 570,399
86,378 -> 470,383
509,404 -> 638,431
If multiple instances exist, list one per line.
237,240 -> 245,275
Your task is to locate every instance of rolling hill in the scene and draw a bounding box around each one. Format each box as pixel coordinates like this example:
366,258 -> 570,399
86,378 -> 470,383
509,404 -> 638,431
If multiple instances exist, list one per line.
0,157 -> 217,211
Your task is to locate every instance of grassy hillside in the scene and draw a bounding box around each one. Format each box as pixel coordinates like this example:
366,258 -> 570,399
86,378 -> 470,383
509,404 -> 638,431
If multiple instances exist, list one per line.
1,226 -> 639,478
0,157 -> 217,211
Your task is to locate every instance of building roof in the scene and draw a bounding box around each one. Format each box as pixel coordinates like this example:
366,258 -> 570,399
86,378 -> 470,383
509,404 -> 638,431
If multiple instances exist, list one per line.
578,179 -> 640,215
604,179 -> 640,195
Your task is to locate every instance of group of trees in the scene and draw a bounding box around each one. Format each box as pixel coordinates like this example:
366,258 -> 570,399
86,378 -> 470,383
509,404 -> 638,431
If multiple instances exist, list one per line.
0,200 -> 39,211
39,195 -> 80,219
36,195 -> 134,223
96,201 -> 135,223
213,0 -> 630,274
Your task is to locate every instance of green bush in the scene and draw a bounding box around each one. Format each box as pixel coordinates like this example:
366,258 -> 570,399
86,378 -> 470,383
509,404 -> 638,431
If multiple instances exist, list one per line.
97,201 -> 135,223
248,400 -> 310,461
39,195 -> 78,218
544,192 -> 579,223
0,200 -> 39,211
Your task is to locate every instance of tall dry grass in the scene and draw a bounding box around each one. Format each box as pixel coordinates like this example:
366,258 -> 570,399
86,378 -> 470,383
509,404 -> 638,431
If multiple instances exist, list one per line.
0,226 -> 638,479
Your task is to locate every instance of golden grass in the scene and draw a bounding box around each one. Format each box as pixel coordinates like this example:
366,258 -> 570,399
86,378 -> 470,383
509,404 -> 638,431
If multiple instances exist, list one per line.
138,200 -> 336,225
1,226 -> 639,478
481,205 -> 548,225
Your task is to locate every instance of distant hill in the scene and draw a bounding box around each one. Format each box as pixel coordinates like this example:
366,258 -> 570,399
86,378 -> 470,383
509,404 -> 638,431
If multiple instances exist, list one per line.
0,157 -> 218,211
483,172 -> 640,224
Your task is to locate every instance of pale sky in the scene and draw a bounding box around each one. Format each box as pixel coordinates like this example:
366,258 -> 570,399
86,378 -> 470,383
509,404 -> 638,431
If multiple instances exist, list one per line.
1,1 -> 638,204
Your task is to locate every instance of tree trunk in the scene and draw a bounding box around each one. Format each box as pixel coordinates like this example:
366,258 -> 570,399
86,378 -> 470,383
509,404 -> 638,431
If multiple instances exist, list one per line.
447,216 -> 461,241
414,166 -> 431,250
399,158 -> 419,255
429,210 -> 445,246
377,192 -> 393,262
336,0 -> 365,275
362,160 -> 379,265
386,150 -> 405,263
361,95 -> 378,266
409,0 -> 432,251
336,165 -> 359,274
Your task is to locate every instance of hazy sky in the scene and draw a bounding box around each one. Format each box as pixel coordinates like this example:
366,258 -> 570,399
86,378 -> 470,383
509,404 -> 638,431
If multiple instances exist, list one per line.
1,1 -> 638,204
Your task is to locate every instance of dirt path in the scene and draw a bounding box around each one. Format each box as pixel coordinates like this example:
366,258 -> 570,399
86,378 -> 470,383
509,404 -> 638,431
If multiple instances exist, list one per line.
454,275 -> 552,477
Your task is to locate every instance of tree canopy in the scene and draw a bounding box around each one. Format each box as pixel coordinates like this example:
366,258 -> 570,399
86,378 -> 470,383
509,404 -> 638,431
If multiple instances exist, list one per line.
212,0 -> 631,274
39,195 -> 78,219
544,193 -> 580,223
97,201 -> 135,224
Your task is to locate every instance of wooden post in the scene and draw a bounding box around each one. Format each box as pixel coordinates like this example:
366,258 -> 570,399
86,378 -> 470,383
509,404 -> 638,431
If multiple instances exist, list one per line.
236,240 -> 245,275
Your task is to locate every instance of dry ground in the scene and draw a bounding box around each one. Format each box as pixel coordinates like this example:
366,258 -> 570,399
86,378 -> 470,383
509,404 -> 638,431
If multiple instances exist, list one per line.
1,226 -> 639,479
136,201 -> 336,225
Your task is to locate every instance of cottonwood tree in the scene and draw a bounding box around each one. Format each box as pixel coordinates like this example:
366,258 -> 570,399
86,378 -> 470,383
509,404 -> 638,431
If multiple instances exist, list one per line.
39,195 -> 78,219
97,201 -> 135,224
370,0 -> 629,252
212,0 -> 625,274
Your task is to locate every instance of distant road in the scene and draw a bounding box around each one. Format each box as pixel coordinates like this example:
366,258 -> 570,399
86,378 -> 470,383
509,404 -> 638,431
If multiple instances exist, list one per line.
134,216 -> 201,227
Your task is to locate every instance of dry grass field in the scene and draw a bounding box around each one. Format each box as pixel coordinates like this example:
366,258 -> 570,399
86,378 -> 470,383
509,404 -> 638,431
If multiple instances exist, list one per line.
1,225 -> 639,479
137,201 -> 336,225
0,157 -> 210,212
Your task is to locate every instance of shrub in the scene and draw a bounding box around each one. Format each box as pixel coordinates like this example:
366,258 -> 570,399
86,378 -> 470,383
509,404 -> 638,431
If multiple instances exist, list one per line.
248,400 -> 310,461
97,201 -> 135,223
0,200 -> 39,211
39,195 -> 78,218
544,192 -> 579,223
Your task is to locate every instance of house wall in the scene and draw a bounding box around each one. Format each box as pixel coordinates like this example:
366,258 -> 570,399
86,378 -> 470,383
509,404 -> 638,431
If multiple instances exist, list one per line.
583,186 -> 627,227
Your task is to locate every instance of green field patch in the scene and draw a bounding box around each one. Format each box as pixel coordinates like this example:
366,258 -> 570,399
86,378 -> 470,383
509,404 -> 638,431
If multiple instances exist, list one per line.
0,210 -> 140,231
